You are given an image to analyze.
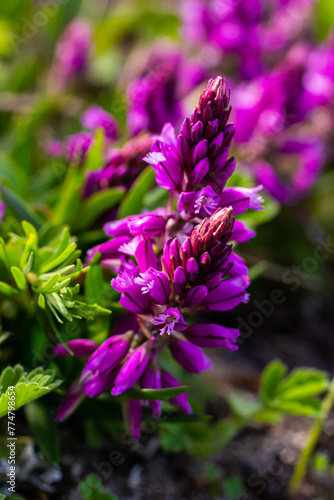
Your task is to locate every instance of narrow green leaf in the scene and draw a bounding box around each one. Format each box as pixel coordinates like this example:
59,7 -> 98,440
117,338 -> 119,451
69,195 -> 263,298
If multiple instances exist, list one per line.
0,281 -> 19,298
125,385 -> 191,401
77,188 -> 125,231
85,260 -> 104,305
11,266 -> 27,290
118,167 -> 156,219
33,273 -> 62,293
0,186 -> 43,229
22,220 -> 38,239
38,294 -> 45,309
39,241 -> 77,274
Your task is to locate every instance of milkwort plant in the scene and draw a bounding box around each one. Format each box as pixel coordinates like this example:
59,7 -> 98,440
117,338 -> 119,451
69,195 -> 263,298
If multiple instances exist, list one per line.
54,77 -> 264,437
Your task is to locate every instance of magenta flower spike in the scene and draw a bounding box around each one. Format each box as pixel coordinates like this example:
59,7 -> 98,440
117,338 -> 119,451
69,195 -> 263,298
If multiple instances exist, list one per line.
56,76 -> 263,437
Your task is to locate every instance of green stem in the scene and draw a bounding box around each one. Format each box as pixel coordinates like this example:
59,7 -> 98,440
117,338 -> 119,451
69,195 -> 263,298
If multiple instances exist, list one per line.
289,376 -> 334,496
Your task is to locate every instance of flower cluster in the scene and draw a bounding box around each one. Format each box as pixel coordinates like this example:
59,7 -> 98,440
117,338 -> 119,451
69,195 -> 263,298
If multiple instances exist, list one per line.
180,0 -> 332,205
48,104 -> 153,202
127,45 -> 205,135
180,0 -> 316,80
54,77 -> 263,437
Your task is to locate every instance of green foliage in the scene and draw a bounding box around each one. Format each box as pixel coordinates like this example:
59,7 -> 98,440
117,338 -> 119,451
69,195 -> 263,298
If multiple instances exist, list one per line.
259,360 -> 329,417
78,474 -> 119,500
0,364 -> 62,417
0,221 -> 110,327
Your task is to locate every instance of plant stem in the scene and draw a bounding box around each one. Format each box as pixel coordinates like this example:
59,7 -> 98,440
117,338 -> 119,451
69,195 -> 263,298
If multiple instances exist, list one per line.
289,376 -> 334,496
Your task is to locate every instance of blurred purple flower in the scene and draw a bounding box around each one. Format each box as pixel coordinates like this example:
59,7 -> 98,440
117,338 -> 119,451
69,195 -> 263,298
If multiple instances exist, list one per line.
50,18 -> 92,91
127,47 -> 205,135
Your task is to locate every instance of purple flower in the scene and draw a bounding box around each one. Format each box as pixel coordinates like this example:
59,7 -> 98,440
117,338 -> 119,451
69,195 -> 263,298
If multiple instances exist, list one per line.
219,185 -> 264,215
185,323 -> 239,349
178,186 -> 220,218
232,220 -> 256,243
153,307 -> 188,336
66,132 -> 93,166
170,339 -> 212,373
127,46 -> 205,135
141,358 -> 162,418
144,76 -> 236,194
81,105 -> 119,141
112,341 -> 152,396
50,18 -> 92,91
161,369 -> 192,413
180,0 -> 263,79
55,380 -> 85,422
83,133 -> 153,198
253,137 -> 325,204
53,339 -> 99,357
81,333 -> 132,398
74,76 -> 257,435
125,399 -> 142,439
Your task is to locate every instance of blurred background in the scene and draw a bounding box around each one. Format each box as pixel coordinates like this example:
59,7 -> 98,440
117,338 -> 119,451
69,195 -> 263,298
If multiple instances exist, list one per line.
0,0 -> 334,499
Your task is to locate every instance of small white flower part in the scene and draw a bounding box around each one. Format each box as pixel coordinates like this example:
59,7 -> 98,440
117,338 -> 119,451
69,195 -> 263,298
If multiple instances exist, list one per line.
143,152 -> 166,166
248,185 -> 264,210
134,273 -> 154,294
118,239 -> 138,255
237,185 -> 264,210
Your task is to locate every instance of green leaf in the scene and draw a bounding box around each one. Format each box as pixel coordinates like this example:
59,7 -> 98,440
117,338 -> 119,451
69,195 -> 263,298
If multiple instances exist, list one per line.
53,165 -> 81,225
77,188 -> 125,231
25,401 -> 60,463
22,220 -> 38,239
39,241 -> 77,274
269,398 -> 321,417
38,293 -> 45,309
125,385 -> 191,401
0,366 -> 62,417
0,185 -> 43,229
11,266 -> 27,290
260,360 -> 287,403
117,167 -> 156,219
0,364 -> 24,393
0,281 -> 19,298
277,369 -> 328,401
85,259 -> 104,305
78,474 -> 119,500
82,129 -> 104,173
